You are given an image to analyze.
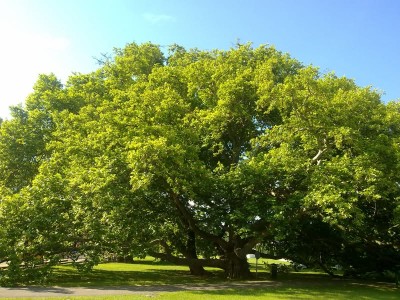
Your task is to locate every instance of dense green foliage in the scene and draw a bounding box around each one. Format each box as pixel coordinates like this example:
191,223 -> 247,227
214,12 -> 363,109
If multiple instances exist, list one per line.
0,42 -> 399,283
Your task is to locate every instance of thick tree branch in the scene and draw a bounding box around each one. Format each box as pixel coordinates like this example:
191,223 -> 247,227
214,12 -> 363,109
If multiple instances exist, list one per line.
151,239 -> 172,255
242,236 -> 264,254
170,192 -> 229,250
311,148 -> 326,165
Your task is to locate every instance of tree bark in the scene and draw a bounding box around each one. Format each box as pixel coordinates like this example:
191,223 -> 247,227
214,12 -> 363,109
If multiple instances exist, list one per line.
186,229 -> 206,275
166,192 -> 260,279
224,250 -> 252,279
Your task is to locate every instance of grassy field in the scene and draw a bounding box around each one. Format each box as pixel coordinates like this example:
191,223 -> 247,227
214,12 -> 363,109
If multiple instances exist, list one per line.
47,257 -> 226,287
1,257 -> 398,299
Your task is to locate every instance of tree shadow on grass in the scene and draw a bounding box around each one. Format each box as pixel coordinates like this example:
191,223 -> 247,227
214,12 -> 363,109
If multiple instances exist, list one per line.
50,267 -> 226,287
2,286 -> 74,294
43,264 -> 400,300
182,280 -> 399,300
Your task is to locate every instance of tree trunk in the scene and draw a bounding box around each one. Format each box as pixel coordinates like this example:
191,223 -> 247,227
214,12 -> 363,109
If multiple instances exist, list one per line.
225,251 -> 252,279
149,249 -> 252,278
186,229 -> 206,275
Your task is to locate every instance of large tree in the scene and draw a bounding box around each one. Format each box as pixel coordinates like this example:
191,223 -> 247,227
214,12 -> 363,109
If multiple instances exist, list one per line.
0,42 -> 399,282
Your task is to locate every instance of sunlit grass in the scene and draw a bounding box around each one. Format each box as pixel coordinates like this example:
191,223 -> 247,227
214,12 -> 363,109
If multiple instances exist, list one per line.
2,258 -> 398,300
163,284 -> 400,300
47,259 -> 226,287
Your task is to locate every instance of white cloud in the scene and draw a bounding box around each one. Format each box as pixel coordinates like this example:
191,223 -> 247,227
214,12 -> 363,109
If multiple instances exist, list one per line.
143,13 -> 176,24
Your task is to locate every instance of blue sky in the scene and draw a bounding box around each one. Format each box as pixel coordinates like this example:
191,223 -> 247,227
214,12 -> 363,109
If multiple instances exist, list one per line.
0,0 -> 399,119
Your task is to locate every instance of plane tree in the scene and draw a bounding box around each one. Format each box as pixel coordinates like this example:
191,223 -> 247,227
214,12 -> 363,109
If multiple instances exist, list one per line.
0,42 -> 399,282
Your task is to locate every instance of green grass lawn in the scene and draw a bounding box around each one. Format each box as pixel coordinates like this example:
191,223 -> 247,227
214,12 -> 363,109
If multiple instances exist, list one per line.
47,258 -> 226,287
2,257 -> 399,299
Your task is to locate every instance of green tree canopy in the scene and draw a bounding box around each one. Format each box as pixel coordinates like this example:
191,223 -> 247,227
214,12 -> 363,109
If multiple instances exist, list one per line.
0,42 -> 398,283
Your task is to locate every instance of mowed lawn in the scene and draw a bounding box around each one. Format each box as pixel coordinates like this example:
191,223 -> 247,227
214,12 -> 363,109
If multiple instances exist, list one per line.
1,257 -> 399,299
